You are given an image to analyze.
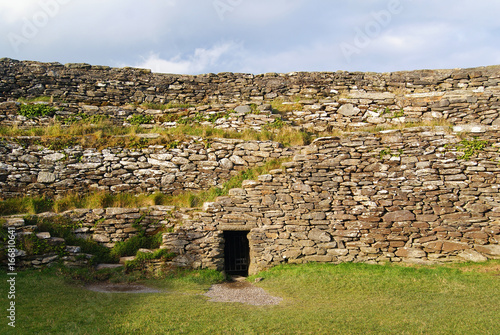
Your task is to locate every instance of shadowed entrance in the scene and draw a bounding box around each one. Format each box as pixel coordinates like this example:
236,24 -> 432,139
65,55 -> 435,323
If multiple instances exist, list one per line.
223,231 -> 250,276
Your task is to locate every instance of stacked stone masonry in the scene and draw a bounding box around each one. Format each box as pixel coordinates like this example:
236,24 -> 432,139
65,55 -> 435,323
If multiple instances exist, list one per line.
1,59 -> 500,132
163,128 -> 500,274
2,206 -> 187,268
0,138 -> 296,198
1,59 -> 500,272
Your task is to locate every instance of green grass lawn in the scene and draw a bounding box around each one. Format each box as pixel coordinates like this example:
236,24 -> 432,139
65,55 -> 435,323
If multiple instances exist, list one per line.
1,261 -> 499,334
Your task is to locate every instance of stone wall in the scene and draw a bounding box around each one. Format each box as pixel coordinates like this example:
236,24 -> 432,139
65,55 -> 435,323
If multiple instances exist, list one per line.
163,127 -> 500,274
1,205 -> 190,268
0,138 -> 296,198
4,205 -> 181,246
1,59 -> 500,132
1,58 -> 499,106
0,100 -> 285,133
2,59 -> 500,272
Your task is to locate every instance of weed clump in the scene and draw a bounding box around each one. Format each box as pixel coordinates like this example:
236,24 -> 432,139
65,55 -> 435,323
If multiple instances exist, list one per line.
456,138 -> 489,160
18,104 -> 56,118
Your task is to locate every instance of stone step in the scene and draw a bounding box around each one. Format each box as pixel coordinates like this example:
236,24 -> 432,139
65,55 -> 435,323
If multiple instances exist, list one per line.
95,263 -> 123,270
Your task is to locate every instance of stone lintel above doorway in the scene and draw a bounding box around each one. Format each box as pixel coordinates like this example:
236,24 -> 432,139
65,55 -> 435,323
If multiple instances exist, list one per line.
218,224 -> 257,231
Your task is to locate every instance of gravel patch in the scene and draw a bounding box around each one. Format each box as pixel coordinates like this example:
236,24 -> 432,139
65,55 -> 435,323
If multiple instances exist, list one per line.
85,283 -> 163,293
204,281 -> 282,306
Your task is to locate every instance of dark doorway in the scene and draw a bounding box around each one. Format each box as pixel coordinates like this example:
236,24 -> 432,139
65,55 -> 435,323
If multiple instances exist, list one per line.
224,231 -> 250,276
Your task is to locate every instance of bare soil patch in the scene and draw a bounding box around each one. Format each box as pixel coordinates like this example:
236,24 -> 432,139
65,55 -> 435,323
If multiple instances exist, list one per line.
85,283 -> 163,293
204,281 -> 282,306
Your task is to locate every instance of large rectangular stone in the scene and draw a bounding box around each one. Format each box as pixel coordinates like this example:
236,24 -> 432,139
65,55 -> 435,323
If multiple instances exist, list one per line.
105,208 -> 139,216
383,210 -> 415,222
441,241 -> 469,252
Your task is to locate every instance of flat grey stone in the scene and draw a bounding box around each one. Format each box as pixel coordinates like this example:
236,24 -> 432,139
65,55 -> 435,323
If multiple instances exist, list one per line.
234,105 -> 251,113
338,104 -> 360,116
37,171 -> 56,183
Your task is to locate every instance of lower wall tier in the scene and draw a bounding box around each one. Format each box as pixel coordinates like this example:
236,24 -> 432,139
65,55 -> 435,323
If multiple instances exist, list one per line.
2,127 -> 500,273
163,127 -> 500,274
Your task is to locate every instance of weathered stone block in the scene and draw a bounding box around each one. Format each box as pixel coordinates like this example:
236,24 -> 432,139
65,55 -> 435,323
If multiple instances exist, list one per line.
383,210 -> 415,222
327,249 -> 349,256
283,248 -> 302,258
458,250 -> 488,262
308,229 -> 331,242
219,158 -> 233,170
3,218 -> 25,227
36,232 -> 51,239
305,255 -> 333,262
395,247 -> 426,258
464,231 -> 489,240
416,214 -> 439,222
333,230 -> 360,238
474,244 -> 500,256
465,203 -> 491,213
242,180 -> 260,188
228,188 -> 246,196
302,212 -> 326,220
258,174 -> 273,182
293,184 -> 313,195
302,247 -> 317,255
441,241 -> 469,252
106,208 -> 138,216
37,172 -> 56,183
93,234 -> 110,243
338,104 -> 360,116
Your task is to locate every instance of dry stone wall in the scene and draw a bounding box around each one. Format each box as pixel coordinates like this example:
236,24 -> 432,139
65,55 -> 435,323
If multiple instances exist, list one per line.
0,100 -> 284,133
163,127 -> 500,274
1,59 -> 500,132
1,58 -> 499,106
1,205 -> 191,268
0,138 -> 296,198
2,59 -> 500,272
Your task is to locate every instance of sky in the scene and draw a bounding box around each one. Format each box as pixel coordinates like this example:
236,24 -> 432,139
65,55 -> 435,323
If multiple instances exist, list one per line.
1,0 -> 500,75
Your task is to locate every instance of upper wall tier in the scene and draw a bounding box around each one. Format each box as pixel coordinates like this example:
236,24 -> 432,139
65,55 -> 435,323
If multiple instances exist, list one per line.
1,58 -> 500,106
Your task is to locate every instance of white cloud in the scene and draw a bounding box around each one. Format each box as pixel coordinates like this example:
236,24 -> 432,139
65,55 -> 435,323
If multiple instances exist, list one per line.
133,42 -> 243,74
0,0 -> 499,73
0,0 -> 39,22
0,0 -> 77,24
376,22 -> 454,53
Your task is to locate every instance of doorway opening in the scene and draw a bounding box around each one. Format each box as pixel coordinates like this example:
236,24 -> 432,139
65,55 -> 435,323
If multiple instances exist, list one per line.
223,231 -> 250,276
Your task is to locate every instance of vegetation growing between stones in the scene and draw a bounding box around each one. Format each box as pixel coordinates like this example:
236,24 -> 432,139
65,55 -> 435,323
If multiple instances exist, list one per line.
9,214 -> 168,264
455,138 -> 489,160
19,215 -> 116,264
18,103 -> 56,118
0,158 -> 289,215
140,102 -> 194,110
17,96 -> 53,103
390,108 -> 405,119
124,249 -> 176,272
110,231 -> 164,259
177,110 -> 236,125
58,113 -> 108,125
378,148 -> 403,159
128,114 -> 154,125
16,231 -> 66,257
0,117 -> 312,149
271,98 -> 303,113
0,193 -> 161,216
1,98 -> 458,152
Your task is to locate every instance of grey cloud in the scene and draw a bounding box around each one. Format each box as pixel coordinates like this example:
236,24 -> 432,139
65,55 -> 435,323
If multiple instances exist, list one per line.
0,0 -> 498,74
